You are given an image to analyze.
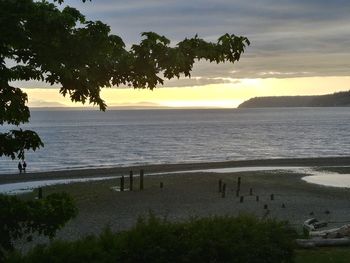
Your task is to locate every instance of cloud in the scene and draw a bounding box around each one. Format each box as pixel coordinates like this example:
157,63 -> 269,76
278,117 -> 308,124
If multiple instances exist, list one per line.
163,75 -> 241,87
38,1 -> 350,84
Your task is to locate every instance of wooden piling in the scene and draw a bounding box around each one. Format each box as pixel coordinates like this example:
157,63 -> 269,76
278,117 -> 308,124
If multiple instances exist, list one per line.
120,176 -> 125,191
129,170 -> 133,191
240,196 -> 244,203
270,194 -> 274,201
221,183 -> 226,198
160,182 -> 163,189
264,204 -> 268,209
249,188 -> 253,196
218,179 -> 222,193
140,169 -> 144,190
38,187 -> 42,199
237,177 -> 241,190
256,195 -> 259,202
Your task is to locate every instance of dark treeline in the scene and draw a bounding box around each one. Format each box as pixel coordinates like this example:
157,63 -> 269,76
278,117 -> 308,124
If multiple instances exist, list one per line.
238,90 -> 350,108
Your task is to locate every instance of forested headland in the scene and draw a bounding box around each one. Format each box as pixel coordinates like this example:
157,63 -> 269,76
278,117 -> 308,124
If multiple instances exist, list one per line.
238,90 -> 350,108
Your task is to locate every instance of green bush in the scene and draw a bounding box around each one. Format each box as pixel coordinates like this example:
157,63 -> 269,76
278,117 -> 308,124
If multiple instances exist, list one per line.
6,215 -> 296,263
0,193 -> 77,260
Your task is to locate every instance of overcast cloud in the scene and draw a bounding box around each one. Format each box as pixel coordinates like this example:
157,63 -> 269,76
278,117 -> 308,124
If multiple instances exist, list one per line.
55,1 -> 350,86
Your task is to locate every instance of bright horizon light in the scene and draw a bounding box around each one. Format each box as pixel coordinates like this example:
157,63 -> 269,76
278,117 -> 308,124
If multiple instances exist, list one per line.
22,76 -> 350,109
158,100 -> 243,108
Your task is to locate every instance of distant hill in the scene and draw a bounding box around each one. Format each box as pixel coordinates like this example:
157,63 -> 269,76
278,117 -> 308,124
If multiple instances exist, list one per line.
238,90 -> 350,108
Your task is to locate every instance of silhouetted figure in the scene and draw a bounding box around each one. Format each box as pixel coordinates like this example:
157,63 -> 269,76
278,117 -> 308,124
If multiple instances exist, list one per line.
22,160 -> 27,173
18,162 -> 22,174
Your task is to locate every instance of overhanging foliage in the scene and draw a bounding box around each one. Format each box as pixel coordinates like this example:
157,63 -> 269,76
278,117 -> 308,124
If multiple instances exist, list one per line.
0,0 -> 249,159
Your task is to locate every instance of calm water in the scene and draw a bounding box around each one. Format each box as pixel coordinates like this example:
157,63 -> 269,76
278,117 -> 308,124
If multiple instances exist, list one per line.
1,108 -> 349,174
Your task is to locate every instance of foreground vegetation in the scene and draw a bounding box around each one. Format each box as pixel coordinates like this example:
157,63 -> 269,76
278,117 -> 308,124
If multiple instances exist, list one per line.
6,215 -> 296,263
0,193 -> 77,260
296,248 -> 350,263
2,193 -> 350,263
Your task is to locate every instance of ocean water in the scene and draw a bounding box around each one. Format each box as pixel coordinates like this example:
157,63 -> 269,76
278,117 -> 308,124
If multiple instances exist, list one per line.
1,107 -> 349,174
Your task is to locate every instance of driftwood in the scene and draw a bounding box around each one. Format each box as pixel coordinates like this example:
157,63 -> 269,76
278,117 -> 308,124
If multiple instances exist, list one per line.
296,238 -> 350,248
303,218 -> 328,231
310,224 -> 350,238
299,218 -> 350,248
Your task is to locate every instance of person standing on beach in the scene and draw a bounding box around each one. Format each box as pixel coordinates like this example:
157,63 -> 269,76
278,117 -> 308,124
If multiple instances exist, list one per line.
22,160 -> 27,173
18,162 -> 22,174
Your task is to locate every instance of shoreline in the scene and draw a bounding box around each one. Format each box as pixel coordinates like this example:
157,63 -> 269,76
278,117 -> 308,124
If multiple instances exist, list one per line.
1,156 -> 350,184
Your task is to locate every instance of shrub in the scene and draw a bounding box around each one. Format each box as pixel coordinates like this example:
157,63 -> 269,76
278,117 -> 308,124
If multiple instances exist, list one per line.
0,192 -> 77,260
6,214 -> 296,263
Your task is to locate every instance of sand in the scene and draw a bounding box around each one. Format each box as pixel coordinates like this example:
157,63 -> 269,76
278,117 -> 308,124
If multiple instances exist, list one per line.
2,157 -> 350,247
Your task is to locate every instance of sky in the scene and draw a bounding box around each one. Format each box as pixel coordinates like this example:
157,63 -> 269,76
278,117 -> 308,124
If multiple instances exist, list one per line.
20,0 -> 350,108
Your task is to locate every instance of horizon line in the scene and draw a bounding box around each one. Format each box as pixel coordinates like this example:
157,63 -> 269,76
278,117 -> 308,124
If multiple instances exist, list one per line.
29,105 -> 237,111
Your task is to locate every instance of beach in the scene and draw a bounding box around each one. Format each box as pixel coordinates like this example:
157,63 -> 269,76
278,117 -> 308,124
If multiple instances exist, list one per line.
3,156 -> 350,246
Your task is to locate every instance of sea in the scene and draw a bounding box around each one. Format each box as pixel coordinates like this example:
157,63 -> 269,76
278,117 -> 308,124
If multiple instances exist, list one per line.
1,107 -> 349,175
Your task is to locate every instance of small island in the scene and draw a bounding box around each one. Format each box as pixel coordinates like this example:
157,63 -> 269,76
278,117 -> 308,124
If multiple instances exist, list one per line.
238,90 -> 350,108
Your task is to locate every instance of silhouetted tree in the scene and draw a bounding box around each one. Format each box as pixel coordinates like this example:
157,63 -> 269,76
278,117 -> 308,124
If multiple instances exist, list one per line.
0,0 -> 250,159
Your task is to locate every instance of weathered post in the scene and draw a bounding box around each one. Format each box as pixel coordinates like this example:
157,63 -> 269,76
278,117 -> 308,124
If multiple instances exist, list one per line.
221,183 -> 226,198
129,170 -> 133,191
264,204 -> 268,209
256,195 -> 259,202
38,187 -> 42,199
270,194 -> 274,201
160,182 -> 164,189
249,188 -> 253,196
237,177 -> 241,190
218,179 -> 222,193
120,176 -> 124,192
140,169 -> 144,190
240,196 -> 244,203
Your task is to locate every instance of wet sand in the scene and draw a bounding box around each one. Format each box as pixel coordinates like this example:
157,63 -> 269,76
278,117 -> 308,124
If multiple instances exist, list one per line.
2,156 -> 350,184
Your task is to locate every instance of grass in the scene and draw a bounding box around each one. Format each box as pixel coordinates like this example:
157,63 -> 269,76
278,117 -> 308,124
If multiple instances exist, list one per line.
296,248 -> 350,263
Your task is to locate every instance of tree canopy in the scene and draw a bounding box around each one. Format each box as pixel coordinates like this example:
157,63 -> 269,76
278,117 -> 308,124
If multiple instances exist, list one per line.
0,0 -> 250,160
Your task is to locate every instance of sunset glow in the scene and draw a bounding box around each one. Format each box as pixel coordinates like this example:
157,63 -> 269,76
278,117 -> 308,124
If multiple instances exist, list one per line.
24,76 -> 350,109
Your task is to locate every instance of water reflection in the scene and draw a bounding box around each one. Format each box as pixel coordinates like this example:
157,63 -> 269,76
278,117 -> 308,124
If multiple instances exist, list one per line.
302,171 -> 350,188
0,176 -> 118,195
